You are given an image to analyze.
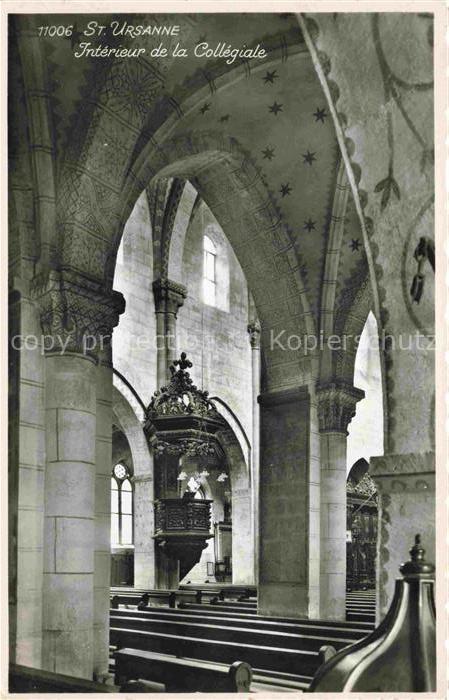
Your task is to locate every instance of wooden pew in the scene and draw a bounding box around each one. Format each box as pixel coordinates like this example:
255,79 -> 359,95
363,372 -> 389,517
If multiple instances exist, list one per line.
112,647 -> 316,692
9,664 -> 117,693
210,599 -> 257,610
110,588 -> 219,608
114,648 -> 252,692
110,612 -> 356,653
110,623 -> 336,677
111,592 -> 176,609
178,602 -> 375,630
112,585 -> 220,602
112,606 -> 372,642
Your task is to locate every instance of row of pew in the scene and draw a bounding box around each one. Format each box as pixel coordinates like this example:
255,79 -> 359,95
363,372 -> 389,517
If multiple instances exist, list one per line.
9,588 -> 377,693
111,584 -> 256,609
345,589 -> 376,625
109,587 -> 376,692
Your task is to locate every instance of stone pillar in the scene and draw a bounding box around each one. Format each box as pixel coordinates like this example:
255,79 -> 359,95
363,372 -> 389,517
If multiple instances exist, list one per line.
317,382 -> 364,620
133,469 -> 156,590
93,348 -> 113,681
258,387 -> 314,617
152,278 -> 187,384
247,320 -> 261,584
34,270 -> 124,679
370,452 -> 435,622
9,282 -> 46,667
232,486 -> 253,585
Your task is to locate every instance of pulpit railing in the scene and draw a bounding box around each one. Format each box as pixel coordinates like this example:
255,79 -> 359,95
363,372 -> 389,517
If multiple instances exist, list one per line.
155,497 -> 212,535
154,497 -> 213,579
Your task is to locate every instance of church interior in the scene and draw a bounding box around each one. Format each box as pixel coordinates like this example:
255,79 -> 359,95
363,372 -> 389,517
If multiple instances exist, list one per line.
7,10 -> 436,693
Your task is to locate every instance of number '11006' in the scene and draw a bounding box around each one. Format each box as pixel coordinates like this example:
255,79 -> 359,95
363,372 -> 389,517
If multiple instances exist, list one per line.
38,26 -> 74,37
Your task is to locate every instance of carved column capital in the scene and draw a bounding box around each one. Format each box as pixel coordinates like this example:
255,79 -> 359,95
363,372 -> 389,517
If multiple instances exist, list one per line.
247,319 -> 261,349
31,269 -> 125,357
316,381 -> 365,434
152,278 -> 187,316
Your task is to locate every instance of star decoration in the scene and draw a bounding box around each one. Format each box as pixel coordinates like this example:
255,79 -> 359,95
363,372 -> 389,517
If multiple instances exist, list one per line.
302,150 -> 316,165
303,219 -> 316,232
313,107 -> 328,123
280,183 -> 292,197
350,238 -> 361,251
262,147 -> 275,160
200,103 -> 211,115
219,114 -> 230,122
263,70 -> 279,84
268,102 -> 283,115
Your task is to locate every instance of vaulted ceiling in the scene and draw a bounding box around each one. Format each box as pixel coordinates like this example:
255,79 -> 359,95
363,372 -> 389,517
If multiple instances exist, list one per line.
10,12 -> 368,331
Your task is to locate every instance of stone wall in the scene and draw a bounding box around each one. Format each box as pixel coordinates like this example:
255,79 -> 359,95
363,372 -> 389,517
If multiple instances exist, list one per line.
258,387 -> 313,617
177,199 -> 253,439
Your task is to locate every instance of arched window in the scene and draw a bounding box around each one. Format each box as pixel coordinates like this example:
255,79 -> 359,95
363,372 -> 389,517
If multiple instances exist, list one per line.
111,463 -> 133,546
203,235 -> 217,306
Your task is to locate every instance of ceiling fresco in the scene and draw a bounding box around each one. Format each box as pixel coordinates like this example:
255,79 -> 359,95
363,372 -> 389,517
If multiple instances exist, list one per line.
11,12 -> 366,329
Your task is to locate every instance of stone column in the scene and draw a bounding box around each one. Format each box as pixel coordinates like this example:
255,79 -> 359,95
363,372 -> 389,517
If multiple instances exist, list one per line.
370,452 -> 435,622
152,278 -> 187,384
258,387 -> 314,617
247,320 -> 261,584
34,270 -> 124,679
317,382 -> 364,620
133,469 -> 156,590
232,485 -> 253,585
93,347 -> 114,681
9,282 -> 46,667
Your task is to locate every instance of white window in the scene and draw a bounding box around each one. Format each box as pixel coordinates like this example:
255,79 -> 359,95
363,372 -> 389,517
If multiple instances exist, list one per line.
111,463 -> 134,546
203,235 -> 217,307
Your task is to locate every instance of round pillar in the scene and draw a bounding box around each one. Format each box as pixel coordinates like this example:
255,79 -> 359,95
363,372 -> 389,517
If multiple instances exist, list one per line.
152,278 -> 186,385
35,270 -> 124,679
247,320 -> 261,584
317,382 -> 364,620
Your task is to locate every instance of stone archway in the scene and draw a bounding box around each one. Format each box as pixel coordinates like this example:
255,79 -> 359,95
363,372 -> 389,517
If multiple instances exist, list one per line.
216,423 -> 253,586
112,386 -> 155,590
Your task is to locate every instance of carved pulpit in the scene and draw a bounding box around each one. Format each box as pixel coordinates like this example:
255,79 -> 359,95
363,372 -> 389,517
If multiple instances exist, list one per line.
144,353 -> 225,580
154,496 -> 213,579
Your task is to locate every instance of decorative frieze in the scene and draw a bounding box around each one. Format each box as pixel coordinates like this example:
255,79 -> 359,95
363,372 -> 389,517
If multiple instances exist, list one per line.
152,277 -> 187,316
31,269 -> 125,357
370,452 -> 435,494
316,381 -> 365,434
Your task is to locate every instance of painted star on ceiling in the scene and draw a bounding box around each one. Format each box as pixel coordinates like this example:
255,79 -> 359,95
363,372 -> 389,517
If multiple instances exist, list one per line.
268,102 -> 283,115
350,239 -> 361,251
303,219 -> 316,232
200,103 -> 211,115
280,183 -> 292,197
263,70 -> 279,84
262,147 -> 275,160
313,107 -> 328,123
302,150 -> 316,166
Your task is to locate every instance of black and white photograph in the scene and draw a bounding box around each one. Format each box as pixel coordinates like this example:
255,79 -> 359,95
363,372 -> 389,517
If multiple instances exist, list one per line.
4,3 -> 445,695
